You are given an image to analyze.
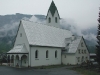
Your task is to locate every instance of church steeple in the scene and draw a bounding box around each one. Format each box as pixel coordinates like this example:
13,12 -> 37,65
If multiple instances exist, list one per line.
48,1 -> 60,18
46,1 -> 60,28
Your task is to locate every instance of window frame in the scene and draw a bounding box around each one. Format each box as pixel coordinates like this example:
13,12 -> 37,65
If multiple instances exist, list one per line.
46,50 -> 49,58
55,17 -> 57,23
35,50 -> 38,58
55,50 -> 57,58
48,17 -> 51,23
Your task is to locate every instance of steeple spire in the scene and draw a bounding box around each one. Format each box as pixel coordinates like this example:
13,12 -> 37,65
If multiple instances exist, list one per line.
46,1 -> 60,28
47,1 -> 60,19
49,1 -> 57,16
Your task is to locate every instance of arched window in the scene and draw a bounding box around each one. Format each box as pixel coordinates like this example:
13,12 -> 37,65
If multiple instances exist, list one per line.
55,50 -> 57,58
35,50 -> 38,58
46,50 -> 48,58
48,17 -> 51,23
55,17 -> 57,23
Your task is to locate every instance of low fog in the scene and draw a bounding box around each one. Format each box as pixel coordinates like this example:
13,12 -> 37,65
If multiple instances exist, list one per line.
29,15 -> 97,43
0,15 -> 97,44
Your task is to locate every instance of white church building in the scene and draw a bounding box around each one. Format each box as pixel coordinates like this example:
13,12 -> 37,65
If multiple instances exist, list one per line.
7,1 -> 90,67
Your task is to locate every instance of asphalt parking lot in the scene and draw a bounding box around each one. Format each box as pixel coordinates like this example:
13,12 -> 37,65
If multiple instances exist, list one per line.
0,66 -> 81,75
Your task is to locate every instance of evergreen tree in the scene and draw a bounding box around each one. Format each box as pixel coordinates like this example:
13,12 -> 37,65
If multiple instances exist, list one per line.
96,8 -> 100,67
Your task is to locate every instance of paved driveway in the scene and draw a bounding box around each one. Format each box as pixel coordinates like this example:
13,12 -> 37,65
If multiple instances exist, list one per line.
0,66 -> 81,75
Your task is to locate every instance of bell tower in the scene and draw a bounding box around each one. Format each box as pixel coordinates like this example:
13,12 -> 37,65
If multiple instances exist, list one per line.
46,1 -> 60,28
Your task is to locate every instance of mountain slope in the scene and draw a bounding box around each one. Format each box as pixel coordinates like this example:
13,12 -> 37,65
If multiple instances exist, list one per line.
0,13 -> 96,53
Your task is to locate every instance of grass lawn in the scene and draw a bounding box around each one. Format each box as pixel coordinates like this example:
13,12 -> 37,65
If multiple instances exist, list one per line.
71,67 -> 100,75
33,65 -> 66,69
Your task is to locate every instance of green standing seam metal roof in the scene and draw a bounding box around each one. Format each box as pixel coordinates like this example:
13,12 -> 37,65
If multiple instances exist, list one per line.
46,1 -> 60,19
49,1 -> 57,16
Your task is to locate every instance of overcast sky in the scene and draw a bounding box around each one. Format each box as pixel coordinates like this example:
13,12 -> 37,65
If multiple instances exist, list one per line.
0,0 -> 100,29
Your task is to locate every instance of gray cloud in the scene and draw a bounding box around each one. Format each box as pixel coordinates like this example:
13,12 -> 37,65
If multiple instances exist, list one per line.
0,14 -> 97,45
0,22 -> 19,37
0,0 -> 99,30
29,15 -> 97,43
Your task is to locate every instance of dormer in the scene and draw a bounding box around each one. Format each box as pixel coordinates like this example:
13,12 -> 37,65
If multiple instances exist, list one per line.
46,1 -> 60,28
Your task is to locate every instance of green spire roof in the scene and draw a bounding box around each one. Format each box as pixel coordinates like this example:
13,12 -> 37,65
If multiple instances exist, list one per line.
47,1 -> 60,19
49,1 -> 57,16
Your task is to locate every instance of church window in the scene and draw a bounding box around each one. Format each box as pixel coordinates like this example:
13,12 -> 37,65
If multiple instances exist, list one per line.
55,50 -> 57,58
20,33 -> 22,37
48,17 -> 51,23
46,50 -> 48,58
55,17 -> 57,23
35,50 -> 38,58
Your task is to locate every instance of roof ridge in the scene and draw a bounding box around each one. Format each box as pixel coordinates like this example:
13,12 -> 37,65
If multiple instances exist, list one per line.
22,19 -> 46,25
22,20 -> 69,30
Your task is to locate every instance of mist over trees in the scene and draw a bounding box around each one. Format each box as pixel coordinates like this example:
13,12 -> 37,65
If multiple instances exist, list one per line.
0,13 -> 96,53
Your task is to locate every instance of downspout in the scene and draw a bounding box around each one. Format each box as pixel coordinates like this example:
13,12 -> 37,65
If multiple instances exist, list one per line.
30,46 -> 31,67
61,49 -> 63,65
28,46 -> 31,67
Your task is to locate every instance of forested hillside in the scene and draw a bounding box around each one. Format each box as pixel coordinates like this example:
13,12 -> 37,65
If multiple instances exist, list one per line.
0,13 -> 96,53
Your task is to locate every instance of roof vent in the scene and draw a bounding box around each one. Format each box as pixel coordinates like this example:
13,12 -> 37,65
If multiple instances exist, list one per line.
72,35 -> 76,41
